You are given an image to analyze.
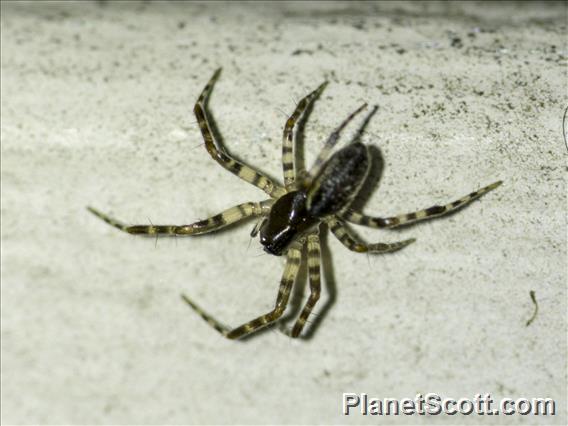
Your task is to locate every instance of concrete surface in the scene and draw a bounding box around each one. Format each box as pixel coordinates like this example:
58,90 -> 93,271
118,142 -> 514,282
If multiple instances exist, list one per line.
1,1 -> 566,424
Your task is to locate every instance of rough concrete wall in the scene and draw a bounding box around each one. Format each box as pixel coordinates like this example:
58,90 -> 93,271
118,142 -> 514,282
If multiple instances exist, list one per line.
1,1 -> 566,424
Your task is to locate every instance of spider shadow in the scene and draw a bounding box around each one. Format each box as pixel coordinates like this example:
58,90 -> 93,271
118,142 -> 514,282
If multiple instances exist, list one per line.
349,144 -> 385,214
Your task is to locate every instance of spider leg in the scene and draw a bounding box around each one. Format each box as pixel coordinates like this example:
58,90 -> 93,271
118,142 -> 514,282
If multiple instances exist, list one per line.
87,200 -> 272,236
306,104 -> 370,184
194,68 -> 285,198
327,218 -> 415,253
342,181 -> 502,229
180,294 -> 231,336
282,81 -> 327,189
181,247 -> 302,339
287,232 -> 322,338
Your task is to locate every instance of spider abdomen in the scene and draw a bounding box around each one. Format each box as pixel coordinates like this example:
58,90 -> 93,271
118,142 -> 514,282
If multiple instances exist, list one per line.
306,142 -> 370,218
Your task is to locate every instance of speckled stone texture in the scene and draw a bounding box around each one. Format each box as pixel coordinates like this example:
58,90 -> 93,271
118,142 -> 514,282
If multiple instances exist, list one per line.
1,1 -> 566,424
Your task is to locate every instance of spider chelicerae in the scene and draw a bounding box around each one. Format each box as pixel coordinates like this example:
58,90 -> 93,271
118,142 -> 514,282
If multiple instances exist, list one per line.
88,69 -> 501,340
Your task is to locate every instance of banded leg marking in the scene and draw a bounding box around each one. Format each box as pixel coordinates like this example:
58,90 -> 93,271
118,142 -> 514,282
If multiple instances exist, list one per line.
180,294 -> 231,337
289,233 -> 321,338
307,103 -> 369,182
87,200 -> 272,236
195,68 -> 285,198
327,218 -> 415,253
343,181 -> 503,229
282,81 -> 327,189
181,248 -> 302,339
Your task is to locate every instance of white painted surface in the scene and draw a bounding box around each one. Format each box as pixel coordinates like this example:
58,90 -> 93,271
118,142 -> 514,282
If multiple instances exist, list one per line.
1,1 -> 566,424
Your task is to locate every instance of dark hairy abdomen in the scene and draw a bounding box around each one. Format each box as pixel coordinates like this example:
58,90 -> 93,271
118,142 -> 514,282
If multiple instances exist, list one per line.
307,143 -> 370,217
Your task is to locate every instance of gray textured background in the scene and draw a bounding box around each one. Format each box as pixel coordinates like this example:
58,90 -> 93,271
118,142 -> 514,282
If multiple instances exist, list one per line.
1,1 -> 566,424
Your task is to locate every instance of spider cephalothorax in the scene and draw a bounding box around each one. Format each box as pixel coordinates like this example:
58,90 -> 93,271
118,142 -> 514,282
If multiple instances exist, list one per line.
258,190 -> 317,256
88,68 -> 501,339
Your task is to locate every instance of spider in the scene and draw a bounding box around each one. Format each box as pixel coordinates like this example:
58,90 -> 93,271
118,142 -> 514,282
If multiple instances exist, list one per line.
88,68 -> 502,340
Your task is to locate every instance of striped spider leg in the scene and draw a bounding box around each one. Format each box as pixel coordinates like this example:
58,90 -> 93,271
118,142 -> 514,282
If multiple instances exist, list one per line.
282,81 -> 327,189
86,201 -> 272,237
307,104 -> 374,182
284,232 -> 321,338
87,67 -> 281,238
341,180 -> 502,229
298,103 -> 370,189
194,68 -> 286,199
326,217 -> 415,254
181,246 -> 302,339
